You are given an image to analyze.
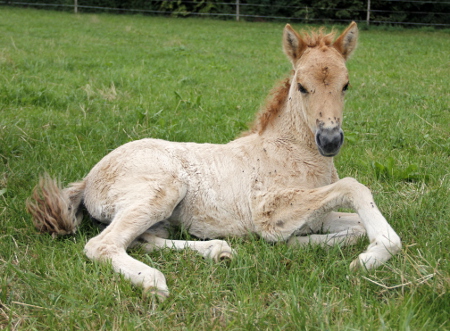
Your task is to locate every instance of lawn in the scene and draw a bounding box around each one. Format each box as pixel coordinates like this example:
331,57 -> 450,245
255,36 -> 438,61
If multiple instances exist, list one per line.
0,7 -> 449,330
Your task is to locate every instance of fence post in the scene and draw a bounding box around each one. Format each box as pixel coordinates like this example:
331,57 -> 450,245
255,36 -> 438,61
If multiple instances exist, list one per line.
236,0 -> 240,21
74,0 -> 78,13
366,0 -> 370,25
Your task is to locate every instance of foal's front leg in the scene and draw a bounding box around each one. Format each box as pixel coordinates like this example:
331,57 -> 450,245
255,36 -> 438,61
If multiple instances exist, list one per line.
259,177 -> 401,269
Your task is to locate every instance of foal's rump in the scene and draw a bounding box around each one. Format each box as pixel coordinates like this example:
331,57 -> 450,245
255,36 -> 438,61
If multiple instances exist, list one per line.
82,138 -> 189,224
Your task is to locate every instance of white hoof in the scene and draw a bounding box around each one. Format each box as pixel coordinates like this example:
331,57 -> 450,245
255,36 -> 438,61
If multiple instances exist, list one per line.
350,253 -> 374,271
144,287 -> 170,301
138,268 -> 169,295
218,250 -> 234,261
351,235 -> 402,271
204,240 -> 234,262
350,252 -> 384,271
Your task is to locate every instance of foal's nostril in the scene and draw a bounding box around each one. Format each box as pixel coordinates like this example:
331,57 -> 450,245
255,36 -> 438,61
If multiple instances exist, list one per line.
316,132 -> 322,146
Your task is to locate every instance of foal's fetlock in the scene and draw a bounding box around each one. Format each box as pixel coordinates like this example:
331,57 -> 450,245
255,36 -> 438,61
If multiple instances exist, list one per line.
287,235 -> 310,247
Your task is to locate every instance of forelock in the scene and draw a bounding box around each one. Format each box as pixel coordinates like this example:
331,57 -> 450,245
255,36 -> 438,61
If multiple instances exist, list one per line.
301,28 -> 336,48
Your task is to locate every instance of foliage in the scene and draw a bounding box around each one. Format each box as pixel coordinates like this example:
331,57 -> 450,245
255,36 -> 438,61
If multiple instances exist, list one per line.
2,0 -> 450,25
372,157 -> 423,181
1,7 -> 450,330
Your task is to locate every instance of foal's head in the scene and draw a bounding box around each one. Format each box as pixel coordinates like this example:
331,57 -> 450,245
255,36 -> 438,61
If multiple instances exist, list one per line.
283,22 -> 358,157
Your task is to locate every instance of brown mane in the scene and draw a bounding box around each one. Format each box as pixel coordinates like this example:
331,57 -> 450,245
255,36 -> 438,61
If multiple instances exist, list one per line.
243,77 -> 291,135
242,29 -> 337,136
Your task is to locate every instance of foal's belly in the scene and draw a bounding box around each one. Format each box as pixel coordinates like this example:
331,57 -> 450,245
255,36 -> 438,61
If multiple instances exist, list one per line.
169,188 -> 255,239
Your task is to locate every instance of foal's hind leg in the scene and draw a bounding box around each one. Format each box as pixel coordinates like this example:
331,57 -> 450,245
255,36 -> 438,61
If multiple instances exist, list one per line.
84,184 -> 187,299
288,212 -> 366,247
137,233 -> 234,262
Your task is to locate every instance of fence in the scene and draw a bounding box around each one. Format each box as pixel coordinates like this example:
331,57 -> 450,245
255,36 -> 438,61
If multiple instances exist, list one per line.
1,0 -> 450,27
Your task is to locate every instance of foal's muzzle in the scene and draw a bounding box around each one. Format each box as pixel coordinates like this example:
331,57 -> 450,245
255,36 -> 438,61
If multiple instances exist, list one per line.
315,127 -> 344,157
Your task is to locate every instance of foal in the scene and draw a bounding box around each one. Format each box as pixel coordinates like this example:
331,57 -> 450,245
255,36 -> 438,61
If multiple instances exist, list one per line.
27,22 -> 401,299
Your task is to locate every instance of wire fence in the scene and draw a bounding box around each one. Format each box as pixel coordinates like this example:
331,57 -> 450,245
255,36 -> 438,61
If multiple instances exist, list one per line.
1,0 -> 449,27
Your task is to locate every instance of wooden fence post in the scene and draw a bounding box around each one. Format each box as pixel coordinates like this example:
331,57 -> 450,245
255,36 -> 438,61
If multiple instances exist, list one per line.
236,0 -> 240,21
366,0 -> 371,25
74,0 -> 78,14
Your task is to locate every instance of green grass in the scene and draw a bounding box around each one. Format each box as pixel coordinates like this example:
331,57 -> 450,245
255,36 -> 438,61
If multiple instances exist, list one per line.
1,7 -> 449,330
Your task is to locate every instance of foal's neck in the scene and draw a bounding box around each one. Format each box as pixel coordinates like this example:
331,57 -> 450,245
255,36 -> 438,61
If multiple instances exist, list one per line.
262,93 -> 321,157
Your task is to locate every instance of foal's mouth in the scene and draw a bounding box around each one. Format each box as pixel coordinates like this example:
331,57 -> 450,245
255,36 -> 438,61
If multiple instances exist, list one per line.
315,128 -> 344,157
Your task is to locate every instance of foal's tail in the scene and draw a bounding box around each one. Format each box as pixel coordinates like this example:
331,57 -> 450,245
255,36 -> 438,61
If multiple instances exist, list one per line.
26,174 -> 85,238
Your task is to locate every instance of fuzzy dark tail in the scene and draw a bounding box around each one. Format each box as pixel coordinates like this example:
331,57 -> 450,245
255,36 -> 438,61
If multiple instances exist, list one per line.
26,174 -> 85,238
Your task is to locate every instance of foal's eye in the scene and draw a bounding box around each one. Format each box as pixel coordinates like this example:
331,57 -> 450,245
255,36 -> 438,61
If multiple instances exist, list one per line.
343,82 -> 350,92
298,83 -> 308,94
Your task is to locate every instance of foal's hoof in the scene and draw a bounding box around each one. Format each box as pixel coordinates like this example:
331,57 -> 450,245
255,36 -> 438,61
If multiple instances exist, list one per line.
206,240 -> 235,263
144,287 -> 170,302
349,258 -> 362,271
217,250 -> 234,262
350,252 -> 378,271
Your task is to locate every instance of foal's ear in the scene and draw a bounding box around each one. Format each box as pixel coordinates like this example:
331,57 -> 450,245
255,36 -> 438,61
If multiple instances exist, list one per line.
333,21 -> 358,60
283,24 -> 306,65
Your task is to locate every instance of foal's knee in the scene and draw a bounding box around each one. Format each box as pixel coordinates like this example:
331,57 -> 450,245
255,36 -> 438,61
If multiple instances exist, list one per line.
337,177 -> 374,202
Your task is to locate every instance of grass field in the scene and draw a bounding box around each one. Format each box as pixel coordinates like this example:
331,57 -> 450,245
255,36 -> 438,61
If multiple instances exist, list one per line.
1,7 -> 449,330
